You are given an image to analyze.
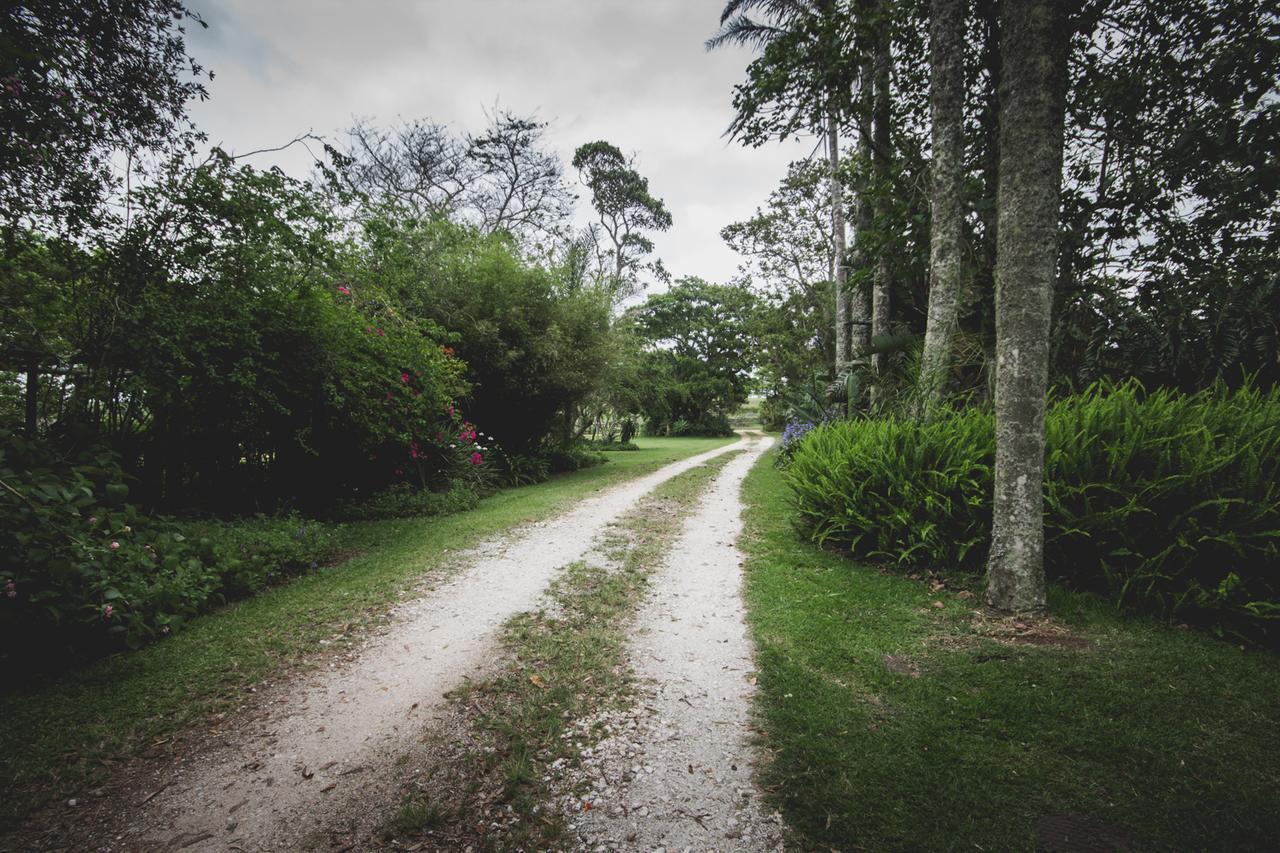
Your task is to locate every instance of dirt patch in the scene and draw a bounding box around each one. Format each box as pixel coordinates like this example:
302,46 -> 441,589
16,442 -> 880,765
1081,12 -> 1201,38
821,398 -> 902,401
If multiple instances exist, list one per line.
972,610 -> 1093,651
562,437 -> 784,851
882,654 -> 921,677
1036,812 -> 1133,852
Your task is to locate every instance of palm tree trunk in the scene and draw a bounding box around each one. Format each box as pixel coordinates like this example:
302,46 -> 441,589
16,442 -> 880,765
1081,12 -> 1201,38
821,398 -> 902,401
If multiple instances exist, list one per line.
829,113 -> 851,375
985,0 -> 1071,613
919,0 -> 967,407
849,69 -> 874,380
869,14 -> 893,406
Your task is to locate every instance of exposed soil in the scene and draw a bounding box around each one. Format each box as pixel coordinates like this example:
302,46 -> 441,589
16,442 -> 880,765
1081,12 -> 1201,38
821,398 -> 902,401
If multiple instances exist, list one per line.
4,437 -> 776,853
557,436 -> 784,851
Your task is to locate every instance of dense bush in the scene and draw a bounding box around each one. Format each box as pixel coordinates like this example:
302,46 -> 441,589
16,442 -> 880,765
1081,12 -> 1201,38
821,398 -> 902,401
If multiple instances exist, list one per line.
335,482 -> 481,522
785,381 -> 1280,640
544,443 -> 607,474
358,217 -> 616,453
0,429 -> 341,663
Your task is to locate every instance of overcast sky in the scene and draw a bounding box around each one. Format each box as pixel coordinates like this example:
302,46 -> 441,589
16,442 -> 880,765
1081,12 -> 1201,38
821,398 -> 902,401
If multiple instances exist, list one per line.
183,0 -> 816,285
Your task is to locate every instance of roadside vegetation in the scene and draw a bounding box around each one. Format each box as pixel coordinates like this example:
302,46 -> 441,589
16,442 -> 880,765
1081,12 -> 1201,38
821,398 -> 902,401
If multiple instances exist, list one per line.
0,436 -> 732,830
741,452 -> 1280,851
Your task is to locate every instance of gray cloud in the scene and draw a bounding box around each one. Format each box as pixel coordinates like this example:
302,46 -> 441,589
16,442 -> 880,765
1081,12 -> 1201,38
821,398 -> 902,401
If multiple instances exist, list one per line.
186,0 -> 816,284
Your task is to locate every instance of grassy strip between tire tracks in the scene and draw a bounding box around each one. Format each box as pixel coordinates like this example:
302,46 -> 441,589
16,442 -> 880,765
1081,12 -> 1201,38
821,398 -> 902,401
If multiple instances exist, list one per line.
377,446 -> 745,851
0,436 -> 736,831
739,449 -> 1280,851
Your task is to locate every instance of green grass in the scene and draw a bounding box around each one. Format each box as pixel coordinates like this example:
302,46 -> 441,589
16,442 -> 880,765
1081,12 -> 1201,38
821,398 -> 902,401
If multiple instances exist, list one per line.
381,448 -> 741,849
741,452 -> 1280,851
0,435 -> 735,830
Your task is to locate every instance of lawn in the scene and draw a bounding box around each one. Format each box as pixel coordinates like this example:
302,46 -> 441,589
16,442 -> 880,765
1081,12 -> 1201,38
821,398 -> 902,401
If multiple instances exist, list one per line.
740,452 -> 1280,851
0,435 -> 735,830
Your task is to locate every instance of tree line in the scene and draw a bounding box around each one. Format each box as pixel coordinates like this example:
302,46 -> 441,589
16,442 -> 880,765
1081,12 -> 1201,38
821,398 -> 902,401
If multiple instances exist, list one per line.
712,0 -> 1278,613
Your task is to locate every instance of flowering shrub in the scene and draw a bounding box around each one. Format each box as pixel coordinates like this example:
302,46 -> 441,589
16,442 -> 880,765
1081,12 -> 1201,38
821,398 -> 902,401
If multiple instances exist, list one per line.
776,419 -> 819,467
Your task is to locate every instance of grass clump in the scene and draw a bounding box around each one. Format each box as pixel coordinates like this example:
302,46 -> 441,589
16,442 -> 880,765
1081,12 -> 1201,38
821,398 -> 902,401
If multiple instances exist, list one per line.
742,453 -> 1280,851
786,379 -> 1280,640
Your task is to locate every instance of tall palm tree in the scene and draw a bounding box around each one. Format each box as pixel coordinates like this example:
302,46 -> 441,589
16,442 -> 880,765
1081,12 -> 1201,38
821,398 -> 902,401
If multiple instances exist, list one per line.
708,0 -> 868,378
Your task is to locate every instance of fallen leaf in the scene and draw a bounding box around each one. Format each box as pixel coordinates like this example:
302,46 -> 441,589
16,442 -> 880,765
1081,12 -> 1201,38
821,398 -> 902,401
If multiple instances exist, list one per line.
530,674 -> 547,689
932,600 -> 945,609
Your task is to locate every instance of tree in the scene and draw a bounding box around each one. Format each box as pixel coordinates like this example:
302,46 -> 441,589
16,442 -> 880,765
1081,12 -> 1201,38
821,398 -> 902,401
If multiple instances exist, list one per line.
343,110 -> 575,244
571,140 -> 672,297
0,0 -> 209,235
722,159 -> 836,424
984,0 -> 1073,613
632,278 -> 757,434
708,0 -> 862,376
917,0 -> 967,406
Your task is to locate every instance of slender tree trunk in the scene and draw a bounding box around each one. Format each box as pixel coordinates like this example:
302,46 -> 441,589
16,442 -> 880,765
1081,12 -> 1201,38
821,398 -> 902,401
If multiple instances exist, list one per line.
829,113 -> 851,374
849,70 -> 874,378
869,15 -> 893,406
975,0 -> 1001,402
985,0 -> 1071,613
919,0 -> 968,408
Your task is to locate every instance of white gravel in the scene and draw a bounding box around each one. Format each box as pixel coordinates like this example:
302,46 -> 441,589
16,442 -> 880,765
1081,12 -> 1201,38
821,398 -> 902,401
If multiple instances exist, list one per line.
122,438 -> 749,852
563,434 -> 785,852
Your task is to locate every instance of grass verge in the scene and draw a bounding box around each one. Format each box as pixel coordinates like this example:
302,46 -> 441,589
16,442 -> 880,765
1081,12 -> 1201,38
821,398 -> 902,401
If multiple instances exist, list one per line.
740,451 -> 1280,851
0,435 -> 735,831
377,447 -> 742,850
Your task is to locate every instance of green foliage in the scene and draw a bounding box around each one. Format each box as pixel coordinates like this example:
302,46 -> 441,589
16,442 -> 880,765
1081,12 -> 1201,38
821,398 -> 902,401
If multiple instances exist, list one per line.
571,140 -> 672,290
631,277 -> 756,436
544,443 -> 606,474
786,381 -> 1280,640
742,458 -> 1280,852
492,452 -> 552,487
0,0 -> 209,234
334,483 -> 481,522
358,216 -> 614,453
0,428 -> 340,664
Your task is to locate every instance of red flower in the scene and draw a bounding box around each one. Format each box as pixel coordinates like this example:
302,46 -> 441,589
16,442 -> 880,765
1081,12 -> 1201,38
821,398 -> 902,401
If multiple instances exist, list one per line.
470,452 -> 483,465
401,372 -> 410,384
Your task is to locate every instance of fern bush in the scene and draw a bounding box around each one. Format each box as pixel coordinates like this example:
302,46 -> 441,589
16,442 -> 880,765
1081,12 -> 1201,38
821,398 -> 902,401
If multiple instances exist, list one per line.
786,381 -> 1280,640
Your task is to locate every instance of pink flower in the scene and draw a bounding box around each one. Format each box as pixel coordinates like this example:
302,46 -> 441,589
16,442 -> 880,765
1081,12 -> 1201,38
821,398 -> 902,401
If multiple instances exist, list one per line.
401,372 -> 410,384
337,285 -> 351,296
470,452 -> 483,465
87,516 -> 98,525
102,604 -> 113,619
109,541 -> 120,550
445,405 -> 455,417
376,328 -> 385,337
5,580 -> 15,599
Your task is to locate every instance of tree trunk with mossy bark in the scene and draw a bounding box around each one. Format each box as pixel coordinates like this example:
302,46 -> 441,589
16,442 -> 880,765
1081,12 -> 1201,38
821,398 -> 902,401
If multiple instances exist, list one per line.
919,0 -> 967,408
985,0 -> 1070,613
